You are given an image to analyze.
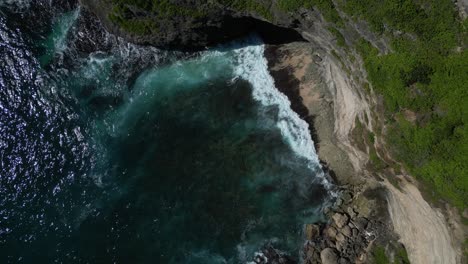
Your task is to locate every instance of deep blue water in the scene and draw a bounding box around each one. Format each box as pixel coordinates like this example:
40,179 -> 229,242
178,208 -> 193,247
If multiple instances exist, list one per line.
0,1 -> 333,263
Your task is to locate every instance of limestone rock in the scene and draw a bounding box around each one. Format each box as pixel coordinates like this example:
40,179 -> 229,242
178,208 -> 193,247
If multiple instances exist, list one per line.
341,226 -> 352,237
338,257 -> 350,264
305,224 -> 321,240
326,226 -> 338,240
355,217 -> 369,231
336,232 -> 346,243
332,213 -> 349,228
320,248 -> 339,264
347,207 -> 357,219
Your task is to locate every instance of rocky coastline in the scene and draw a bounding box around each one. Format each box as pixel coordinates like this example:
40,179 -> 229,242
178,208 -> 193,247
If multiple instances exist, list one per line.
263,40 -> 463,264
80,1 -> 465,263
262,43 -> 403,264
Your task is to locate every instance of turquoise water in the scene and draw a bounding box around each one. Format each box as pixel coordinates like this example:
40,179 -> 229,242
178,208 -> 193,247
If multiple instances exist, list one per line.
0,3 -> 332,263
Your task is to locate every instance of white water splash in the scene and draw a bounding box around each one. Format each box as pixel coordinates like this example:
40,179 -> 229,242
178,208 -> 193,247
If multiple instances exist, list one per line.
0,0 -> 33,10
228,41 -> 334,190
107,35 -> 334,191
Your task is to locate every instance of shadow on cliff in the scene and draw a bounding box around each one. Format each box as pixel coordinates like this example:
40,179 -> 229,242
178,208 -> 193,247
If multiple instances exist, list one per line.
158,16 -> 307,51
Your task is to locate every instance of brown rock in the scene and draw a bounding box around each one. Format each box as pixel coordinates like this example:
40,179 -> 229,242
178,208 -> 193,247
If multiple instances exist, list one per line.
359,253 -> 368,262
341,226 -> 352,237
336,232 -> 346,243
305,224 -> 320,240
338,258 -> 350,264
326,226 -> 338,240
347,207 -> 357,219
355,217 -> 368,230
320,248 -> 339,264
332,213 -> 349,228
335,241 -> 342,251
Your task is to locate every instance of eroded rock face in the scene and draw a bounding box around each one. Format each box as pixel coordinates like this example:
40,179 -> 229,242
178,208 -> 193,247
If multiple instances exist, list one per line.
80,0 -> 305,49
332,213 -> 349,229
306,224 -> 321,241
320,248 -> 338,264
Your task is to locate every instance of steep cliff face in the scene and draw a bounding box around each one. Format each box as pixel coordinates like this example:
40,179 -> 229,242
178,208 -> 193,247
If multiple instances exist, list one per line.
80,0 -> 310,48
80,0 -> 384,51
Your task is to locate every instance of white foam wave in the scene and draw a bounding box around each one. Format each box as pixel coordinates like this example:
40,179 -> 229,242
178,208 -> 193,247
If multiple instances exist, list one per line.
54,8 -> 80,55
228,40 -> 334,190
0,0 -> 33,10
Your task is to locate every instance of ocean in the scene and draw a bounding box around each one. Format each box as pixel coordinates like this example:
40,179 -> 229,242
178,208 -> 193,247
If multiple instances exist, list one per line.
0,2 -> 333,263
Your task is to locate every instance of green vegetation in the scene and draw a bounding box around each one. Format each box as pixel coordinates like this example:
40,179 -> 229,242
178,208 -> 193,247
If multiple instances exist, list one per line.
110,0 -> 205,18
373,246 -> 391,264
108,0 -> 346,35
277,0 -> 343,25
108,0 -> 274,35
372,246 -> 410,264
368,132 -> 375,144
109,13 -> 158,35
351,0 -> 467,208
328,26 -> 346,47
217,0 -> 273,20
395,247 -> 411,264
108,0 -> 212,35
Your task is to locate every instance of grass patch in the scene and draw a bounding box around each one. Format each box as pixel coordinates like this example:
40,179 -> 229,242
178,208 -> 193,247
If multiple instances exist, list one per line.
373,246 -> 390,264
276,0 -> 344,25
328,26 -> 346,47
395,247 -> 410,264
368,132 -> 375,144
369,147 -> 386,171
108,0 -> 208,35
372,246 -> 410,264
108,0 -> 273,34
217,0 -> 273,20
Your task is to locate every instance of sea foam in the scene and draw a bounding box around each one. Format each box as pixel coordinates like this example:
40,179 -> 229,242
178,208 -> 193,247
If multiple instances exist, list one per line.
227,40 -> 334,190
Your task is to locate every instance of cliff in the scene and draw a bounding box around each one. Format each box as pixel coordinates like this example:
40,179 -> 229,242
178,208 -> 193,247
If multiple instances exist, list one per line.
80,0 -> 306,49
80,0 -> 387,183
80,0 -> 467,263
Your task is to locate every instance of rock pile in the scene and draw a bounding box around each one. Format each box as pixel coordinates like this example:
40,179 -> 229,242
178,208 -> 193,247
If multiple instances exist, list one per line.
303,209 -> 383,264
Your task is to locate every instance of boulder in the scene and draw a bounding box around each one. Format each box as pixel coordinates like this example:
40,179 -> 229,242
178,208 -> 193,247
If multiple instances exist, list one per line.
341,191 -> 353,201
347,207 -> 357,219
341,226 -> 352,237
326,226 -> 338,240
338,257 -> 350,264
336,233 -> 346,243
305,224 -> 321,240
320,248 -> 339,264
355,217 -> 369,230
336,198 -> 343,207
332,213 -> 349,228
